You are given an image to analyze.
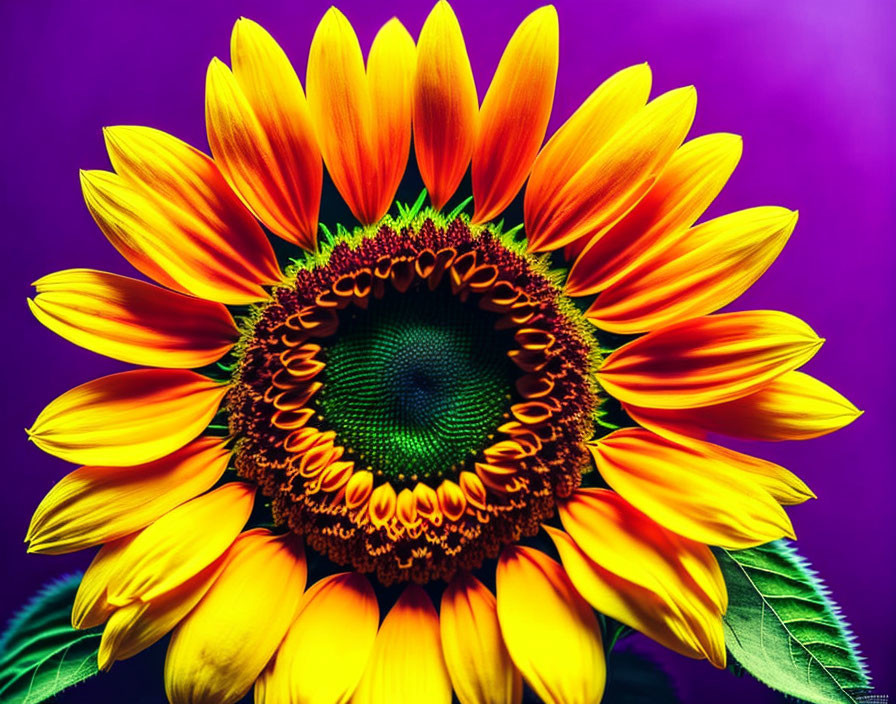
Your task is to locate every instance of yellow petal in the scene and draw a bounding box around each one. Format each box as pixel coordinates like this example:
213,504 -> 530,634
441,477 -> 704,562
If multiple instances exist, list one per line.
558,489 -> 726,666
306,8 -> 373,223
597,311 -> 823,409
524,63 -> 651,236
588,207 -> 797,333
29,268 -> 238,368
72,535 -> 137,629
625,370 -> 862,442
413,1 -> 478,210
98,557 -> 225,670
591,428 -> 796,548
471,6 -> 558,224
212,19 -> 322,250
105,482 -> 255,605
441,573 -> 522,704
28,369 -> 229,466
545,526 -> 712,663
350,584 -> 451,704
101,126 -> 282,298
565,132 -> 743,296
165,530 -> 307,704
367,18 -> 416,222
527,85 -> 697,253
559,488 -> 727,611
27,437 -> 231,554
496,546 -> 605,704
255,572 -> 379,704
306,10 -> 414,225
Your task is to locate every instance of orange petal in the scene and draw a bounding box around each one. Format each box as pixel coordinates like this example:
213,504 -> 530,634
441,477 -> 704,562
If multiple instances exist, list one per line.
367,18 -> 417,221
558,488 -> 726,666
351,585 -> 451,704
471,6 -> 558,224
526,86 -> 697,253
545,525 -> 714,664
165,530 -> 307,704
524,63 -> 651,237
72,535 -> 138,629
496,546 -> 605,704
99,126 -> 282,301
590,428 -> 796,548
597,311 -> 823,409
565,132 -> 743,296
414,1 -> 478,210
29,269 -> 238,368
208,19 -> 321,250
441,573 -> 522,704
306,9 -> 415,225
625,370 -> 862,442
105,482 -> 255,605
588,207 -> 797,333
27,369 -> 229,466
27,436 -> 231,554
98,557 -> 225,670
256,572 -> 379,704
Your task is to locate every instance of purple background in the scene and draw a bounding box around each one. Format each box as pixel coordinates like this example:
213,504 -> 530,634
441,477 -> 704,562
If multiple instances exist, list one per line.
1,0 -> 893,701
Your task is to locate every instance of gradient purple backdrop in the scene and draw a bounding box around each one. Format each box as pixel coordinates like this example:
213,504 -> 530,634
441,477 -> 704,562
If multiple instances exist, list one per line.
1,0 -> 893,701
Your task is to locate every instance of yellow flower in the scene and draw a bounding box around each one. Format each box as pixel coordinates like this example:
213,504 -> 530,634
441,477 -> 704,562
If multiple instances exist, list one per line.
25,4 -> 861,704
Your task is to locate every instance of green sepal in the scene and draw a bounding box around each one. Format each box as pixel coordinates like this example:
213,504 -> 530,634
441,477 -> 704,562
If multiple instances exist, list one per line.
716,541 -> 870,704
0,573 -> 102,704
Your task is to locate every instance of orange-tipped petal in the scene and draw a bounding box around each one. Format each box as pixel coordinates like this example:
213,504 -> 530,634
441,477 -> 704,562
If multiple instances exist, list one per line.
597,311 -> 823,409
414,1 -> 478,210
211,18 -> 322,250
27,436 -> 231,554
165,530 -> 307,704
471,6 -> 558,224
496,546 -> 605,704
558,488 -> 726,666
588,207 -> 797,333
105,482 -> 255,606
256,572 -> 379,704
441,573 -> 522,704
590,428 -> 796,548
350,584 -> 451,704
367,18 -> 416,220
625,370 -> 862,442
524,63 -> 651,234
29,269 -> 238,368
72,535 -> 137,629
307,9 -> 415,225
545,526 -> 710,663
565,132 -> 743,295
99,126 -> 282,300
526,86 -> 697,253
27,369 -> 229,466
98,557 -> 225,670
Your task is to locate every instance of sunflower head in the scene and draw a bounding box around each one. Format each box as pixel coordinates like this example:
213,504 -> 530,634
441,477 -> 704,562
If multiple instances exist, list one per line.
229,212 -> 599,584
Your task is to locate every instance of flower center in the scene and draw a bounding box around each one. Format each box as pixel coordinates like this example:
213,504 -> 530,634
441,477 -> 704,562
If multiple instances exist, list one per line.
317,286 -> 515,484
228,215 -> 599,584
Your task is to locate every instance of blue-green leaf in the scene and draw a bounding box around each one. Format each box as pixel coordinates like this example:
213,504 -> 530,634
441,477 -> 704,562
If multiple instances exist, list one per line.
0,573 -> 102,704
716,541 -> 870,704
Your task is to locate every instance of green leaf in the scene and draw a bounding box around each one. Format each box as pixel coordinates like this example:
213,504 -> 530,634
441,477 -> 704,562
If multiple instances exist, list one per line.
0,573 -> 102,704
716,541 -> 870,704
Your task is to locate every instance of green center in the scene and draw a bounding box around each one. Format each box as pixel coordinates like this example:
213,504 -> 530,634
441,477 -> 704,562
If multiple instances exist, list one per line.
316,285 -> 515,482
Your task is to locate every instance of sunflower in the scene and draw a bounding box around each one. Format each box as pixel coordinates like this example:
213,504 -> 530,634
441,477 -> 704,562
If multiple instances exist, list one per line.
23,3 -> 861,704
